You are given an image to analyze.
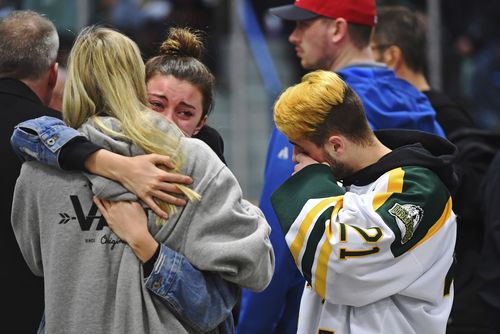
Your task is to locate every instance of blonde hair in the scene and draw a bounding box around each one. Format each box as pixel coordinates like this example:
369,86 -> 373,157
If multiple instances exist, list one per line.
63,26 -> 200,223
274,70 -> 372,145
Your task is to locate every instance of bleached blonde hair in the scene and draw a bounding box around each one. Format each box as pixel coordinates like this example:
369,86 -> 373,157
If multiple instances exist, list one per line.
274,70 -> 372,146
63,26 -> 200,223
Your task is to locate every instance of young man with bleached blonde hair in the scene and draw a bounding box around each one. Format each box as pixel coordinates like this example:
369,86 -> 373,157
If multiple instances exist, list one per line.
237,1 -> 447,331
270,70 -> 458,334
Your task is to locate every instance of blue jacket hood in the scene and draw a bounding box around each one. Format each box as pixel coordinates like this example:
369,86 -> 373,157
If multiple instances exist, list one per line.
338,65 -> 445,137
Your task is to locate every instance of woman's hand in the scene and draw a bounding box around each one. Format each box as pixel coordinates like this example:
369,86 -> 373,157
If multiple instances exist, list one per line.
93,197 -> 159,263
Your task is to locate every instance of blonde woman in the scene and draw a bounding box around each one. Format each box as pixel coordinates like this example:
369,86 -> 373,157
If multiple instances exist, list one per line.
11,26 -> 274,334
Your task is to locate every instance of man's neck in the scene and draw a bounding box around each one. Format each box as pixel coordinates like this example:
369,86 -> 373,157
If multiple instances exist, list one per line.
351,139 -> 392,173
329,46 -> 377,72
395,66 -> 430,92
21,77 -> 50,105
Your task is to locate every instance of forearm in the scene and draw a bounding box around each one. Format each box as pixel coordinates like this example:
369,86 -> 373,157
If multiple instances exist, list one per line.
84,149 -> 129,181
127,232 -> 159,264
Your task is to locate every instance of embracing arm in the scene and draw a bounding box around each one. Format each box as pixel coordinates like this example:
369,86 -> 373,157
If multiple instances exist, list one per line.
10,116 -> 191,218
93,197 -> 238,333
86,151 -> 192,218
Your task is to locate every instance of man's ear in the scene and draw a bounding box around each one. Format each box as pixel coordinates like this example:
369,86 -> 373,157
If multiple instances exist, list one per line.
48,62 -> 59,89
331,18 -> 348,43
326,135 -> 344,155
384,45 -> 403,71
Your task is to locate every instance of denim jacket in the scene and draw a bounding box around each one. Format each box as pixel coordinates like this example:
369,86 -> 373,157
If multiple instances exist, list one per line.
12,116 -> 236,333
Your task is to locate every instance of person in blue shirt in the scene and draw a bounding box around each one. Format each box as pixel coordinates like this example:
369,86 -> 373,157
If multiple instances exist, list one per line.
236,0 -> 445,333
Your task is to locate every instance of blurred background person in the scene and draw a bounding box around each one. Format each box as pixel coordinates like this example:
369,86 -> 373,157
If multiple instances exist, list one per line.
478,150 -> 500,334
372,7 -> 500,333
371,5 -> 475,136
0,9 -> 60,333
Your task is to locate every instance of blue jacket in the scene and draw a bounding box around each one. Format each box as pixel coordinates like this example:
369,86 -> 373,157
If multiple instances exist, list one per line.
237,64 -> 445,334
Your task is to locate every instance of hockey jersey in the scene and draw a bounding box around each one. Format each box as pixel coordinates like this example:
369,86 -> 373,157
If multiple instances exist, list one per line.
271,130 -> 458,334
238,64 -> 446,334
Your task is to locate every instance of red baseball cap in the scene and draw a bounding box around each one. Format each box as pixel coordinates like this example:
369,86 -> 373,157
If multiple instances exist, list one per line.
269,0 -> 377,26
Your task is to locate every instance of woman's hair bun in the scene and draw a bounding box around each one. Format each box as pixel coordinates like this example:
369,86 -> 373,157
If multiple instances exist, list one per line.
159,27 -> 204,60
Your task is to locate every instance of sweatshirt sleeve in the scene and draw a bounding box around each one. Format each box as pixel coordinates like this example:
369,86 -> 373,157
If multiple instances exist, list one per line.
11,163 -> 44,277
181,162 -> 275,292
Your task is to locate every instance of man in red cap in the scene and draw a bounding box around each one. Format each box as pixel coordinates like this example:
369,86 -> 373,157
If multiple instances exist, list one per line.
270,0 -> 376,70
237,1 -> 448,333
272,0 -> 377,71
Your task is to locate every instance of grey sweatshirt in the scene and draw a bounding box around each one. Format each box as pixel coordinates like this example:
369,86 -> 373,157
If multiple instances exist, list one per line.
11,117 -> 274,334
